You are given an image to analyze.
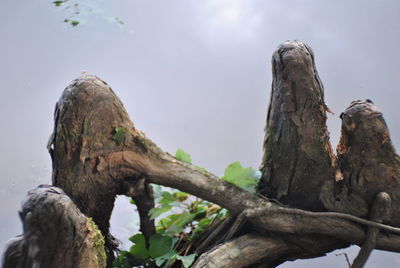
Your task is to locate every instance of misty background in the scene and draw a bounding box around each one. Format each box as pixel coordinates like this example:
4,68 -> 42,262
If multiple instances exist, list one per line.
1,0 -> 399,267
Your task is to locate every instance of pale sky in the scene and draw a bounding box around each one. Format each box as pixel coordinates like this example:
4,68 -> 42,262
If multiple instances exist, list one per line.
1,0 -> 399,266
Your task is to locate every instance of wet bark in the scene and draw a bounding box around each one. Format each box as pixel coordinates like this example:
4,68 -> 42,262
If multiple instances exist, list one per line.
2,185 -> 106,268
4,40 -> 400,268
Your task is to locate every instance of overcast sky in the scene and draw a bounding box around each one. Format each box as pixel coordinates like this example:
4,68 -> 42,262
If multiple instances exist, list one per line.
1,0 -> 399,267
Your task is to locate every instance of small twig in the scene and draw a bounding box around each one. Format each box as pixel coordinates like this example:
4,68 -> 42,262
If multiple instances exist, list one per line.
224,211 -> 247,242
184,243 -> 192,256
174,233 -> 185,251
195,216 -> 235,254
335,252 -> 351,268
265,206 -> 400,235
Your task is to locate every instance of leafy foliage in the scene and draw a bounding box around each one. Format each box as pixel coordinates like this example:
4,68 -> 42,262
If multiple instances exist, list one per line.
129,234 -> 149,260
221,162 -> 261,193
175,148 -> 192,164
112,127 -> 126,145
114,149 -> 260,267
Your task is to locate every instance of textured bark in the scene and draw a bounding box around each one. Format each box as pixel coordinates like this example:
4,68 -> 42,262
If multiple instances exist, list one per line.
2,185 -> 106,268
5,40 -> 400,268
42,71 -> 400,267
192,234 -> 291,268
321,100 -> 400,226
47,75 -> 156,264
193,233 -> 347,268
259,40 -> 335,211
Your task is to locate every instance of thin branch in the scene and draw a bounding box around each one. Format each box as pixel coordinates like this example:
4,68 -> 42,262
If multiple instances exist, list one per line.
335,252 -> 351,268
351,192 -> 391,268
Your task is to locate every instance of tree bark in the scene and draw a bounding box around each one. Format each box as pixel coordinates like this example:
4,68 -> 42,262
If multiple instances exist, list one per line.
321,99 -> 400,225
192,234 -> 291,268
259,40 -> 335,212
4,41 -> 400,268
47,76 -> 156,264
2,185 -> 106,268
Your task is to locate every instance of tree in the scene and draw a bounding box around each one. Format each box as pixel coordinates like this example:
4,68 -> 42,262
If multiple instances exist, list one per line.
3,41 -> 400,268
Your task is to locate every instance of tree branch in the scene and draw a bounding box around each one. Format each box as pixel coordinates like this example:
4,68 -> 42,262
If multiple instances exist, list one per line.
352,192 -> 391,268
192,234 -> 290,268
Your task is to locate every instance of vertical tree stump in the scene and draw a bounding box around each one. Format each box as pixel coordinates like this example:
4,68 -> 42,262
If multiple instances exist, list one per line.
259,40 -> 335,211
2,185 -> 106,268
47,75 -> 156,264
322,100 -> 400,225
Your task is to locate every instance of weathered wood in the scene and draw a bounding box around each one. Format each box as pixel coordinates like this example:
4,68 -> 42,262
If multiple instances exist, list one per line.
192,234 -> 290,268
192,233 -> 346,268
259,40 -> 335,211
9,41 -> 398,268
119,177 -> 155,245
2,185 -> 106,268
47,75 -> 156,264
321,100 -> 400,225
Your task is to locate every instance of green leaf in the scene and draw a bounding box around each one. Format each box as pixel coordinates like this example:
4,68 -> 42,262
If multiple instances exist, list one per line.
217,208 -> 229,218
176,254 -> 197,268
164,224 -> 184,235
113,251 -> 136,268
53,1 -> 64,6
149,205 -> 172,220
149,234 -> 174,258
129,234 -> 149,260
220,162 -> 261,193
174,212 -> 196,227
198,217 -> 212,228
158,214 -> 180,231
158,198 -> 173,206
175,148 -> 192,164
161,191 -> 177,202
112,127 -> 126,145
68,20 -> 80,26
154,250 -> 176,266
191,217 -> 212,239
173,191 -> 189,201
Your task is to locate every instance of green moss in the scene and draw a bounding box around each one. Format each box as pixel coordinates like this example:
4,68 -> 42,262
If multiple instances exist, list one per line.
135,131 -> 164,154
87,217 -> 107,267
112,127 -> 126,145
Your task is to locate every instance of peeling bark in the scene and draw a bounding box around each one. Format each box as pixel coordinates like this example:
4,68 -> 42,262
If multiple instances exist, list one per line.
321,100 -> 400,226
259,40 -> 335,211
2,185 -> 106,268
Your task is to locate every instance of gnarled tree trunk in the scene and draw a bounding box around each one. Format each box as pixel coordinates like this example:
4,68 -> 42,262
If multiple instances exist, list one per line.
3,41 -> 400,268
259,40 -> 334,212
2,185 -> 106,268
